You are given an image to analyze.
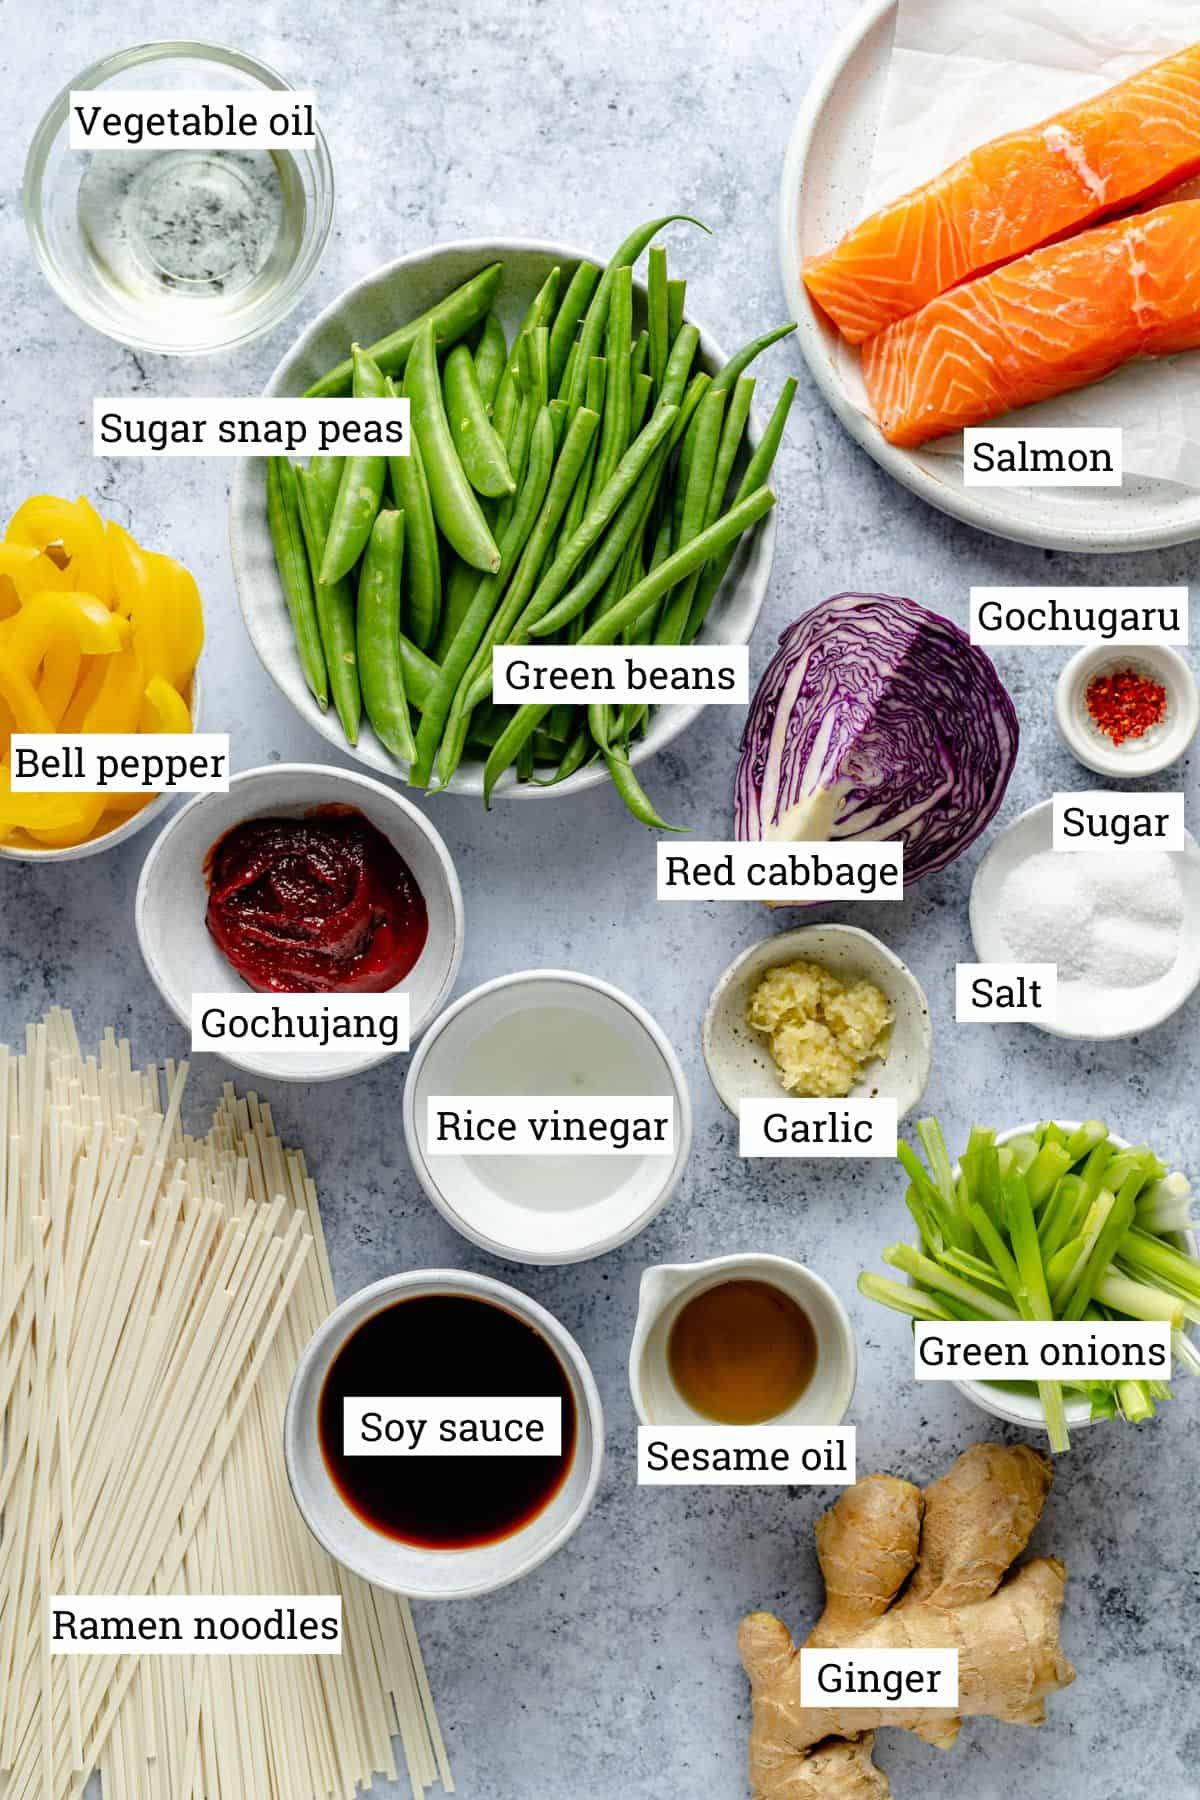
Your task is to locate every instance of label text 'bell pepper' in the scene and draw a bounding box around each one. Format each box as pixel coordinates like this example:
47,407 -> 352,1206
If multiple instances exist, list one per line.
9,735 -> 230,793
656,842 -> 904,902
93,398 -> 410,459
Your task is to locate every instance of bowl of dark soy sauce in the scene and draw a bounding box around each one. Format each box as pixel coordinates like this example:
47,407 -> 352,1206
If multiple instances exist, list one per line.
285,1269 -> 605,1598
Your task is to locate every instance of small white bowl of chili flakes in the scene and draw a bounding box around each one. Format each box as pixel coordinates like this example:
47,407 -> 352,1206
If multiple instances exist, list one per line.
1055,644 -> 1199,778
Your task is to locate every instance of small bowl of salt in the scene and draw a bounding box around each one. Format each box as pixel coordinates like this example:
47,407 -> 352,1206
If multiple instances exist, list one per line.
970,799 -> 1200,1039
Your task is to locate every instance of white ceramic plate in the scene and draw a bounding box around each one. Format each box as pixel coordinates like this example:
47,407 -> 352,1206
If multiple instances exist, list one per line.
136,763 -> 464,1082
969,798 -> 1200,1039
701,924 -> 932,1119
229,238 -> 778,797
779,0 -> 1200,552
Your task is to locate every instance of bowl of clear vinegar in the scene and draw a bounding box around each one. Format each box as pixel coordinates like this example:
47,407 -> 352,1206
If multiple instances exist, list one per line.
23,42 -> 333,355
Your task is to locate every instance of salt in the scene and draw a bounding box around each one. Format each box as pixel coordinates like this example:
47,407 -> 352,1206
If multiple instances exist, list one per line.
997,849 -> 1182,992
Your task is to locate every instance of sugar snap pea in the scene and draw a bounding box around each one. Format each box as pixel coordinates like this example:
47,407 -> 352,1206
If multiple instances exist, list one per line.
436,555 -> 484,662
474,313 -> 507,411
481,486 -> 776,803
267,456 -> 327,711
407,320 -> 501,574
307,452 -> 344,513
357,510 -> 416,764
305,263 -> 503,398
319,346 -> 388,584
385,374 -> 442,651
295,467 -> 361,745
443,343 -> 516,499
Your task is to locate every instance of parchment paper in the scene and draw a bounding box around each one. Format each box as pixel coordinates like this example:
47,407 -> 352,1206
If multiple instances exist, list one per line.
836,0 -> 1200,485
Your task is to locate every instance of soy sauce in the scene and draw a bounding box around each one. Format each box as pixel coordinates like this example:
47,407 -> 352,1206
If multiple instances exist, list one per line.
318,1295 -> 577,1550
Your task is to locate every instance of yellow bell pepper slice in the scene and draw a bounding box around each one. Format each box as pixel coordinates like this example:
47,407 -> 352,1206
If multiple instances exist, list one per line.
36,633 -> 84,726
146,552 -> 205,688
0,543 -> 74,619
0,762 -> 106,841
7,496 -> 111,601
4,590 -> 128,678
82,646 -> 143,734
140,674 -> 193,735
0,662 -> 56,735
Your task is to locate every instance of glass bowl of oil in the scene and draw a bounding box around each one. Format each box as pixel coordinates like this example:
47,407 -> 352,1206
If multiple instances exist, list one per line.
23,41 -> 333,355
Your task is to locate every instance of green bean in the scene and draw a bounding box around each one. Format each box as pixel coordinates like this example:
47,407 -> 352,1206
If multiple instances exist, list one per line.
593,265 -> 633,496
533,434 -> 668,641
436,555 -> 483,661
711,322 -> 796,391
319,346 -> 388,584
443,344 -> 516,499
659,322 -> 701,411
305,263 -> 503,398
658,384 -> 727,645
295,467 -> 361,745
474,313 -> 507,410
564,214 -> 707,418
604,744 -> 684,831
706,376 -> 755,526
685,377 -> 796,642
549,260 -> 601,392
557,339 -> 581,412
647,245 -> 669,395
523,327 -> 550,414
386,375 -> 442,652
493,268 -> 561,445
266,456 -> 328,711
547,398 -> 569,450
481,486 -> 776,801
558,357 -> 606,546
516,737 -> 535,782
357,509 -> 416,764
457,406 -> 600,713
629,369 -> 653,434
513,402 -> 678,641
412,406 -> 555,789
630,330 -> 650,384
667,279 -> 687,342
407,320 -> 501,573
532,725 -> 594,786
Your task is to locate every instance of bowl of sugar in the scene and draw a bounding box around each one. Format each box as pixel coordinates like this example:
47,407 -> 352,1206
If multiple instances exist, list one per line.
970,799 -> 1200,1039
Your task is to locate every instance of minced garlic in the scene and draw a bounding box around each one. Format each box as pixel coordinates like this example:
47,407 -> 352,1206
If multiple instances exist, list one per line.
747,959 -> 892,1098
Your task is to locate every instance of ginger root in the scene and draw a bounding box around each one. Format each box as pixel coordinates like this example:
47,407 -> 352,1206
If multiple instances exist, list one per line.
738,1443 -> 1075,1797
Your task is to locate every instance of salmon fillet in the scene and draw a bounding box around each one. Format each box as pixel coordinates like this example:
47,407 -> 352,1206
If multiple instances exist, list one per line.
803,43 -> 1200,344
860,200 -> 1200,447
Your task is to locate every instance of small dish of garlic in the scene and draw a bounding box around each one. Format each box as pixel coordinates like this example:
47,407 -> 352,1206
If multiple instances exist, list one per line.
701,925 -> 933,1120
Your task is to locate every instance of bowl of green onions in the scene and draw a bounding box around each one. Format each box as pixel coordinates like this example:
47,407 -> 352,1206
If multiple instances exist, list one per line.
859,1117 -> 1200,1453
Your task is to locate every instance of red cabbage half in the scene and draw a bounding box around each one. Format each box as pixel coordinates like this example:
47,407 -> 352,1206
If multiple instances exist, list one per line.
735,593 -> 1019,885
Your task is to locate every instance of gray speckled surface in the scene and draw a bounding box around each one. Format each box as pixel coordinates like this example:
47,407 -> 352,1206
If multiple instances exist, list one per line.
4,3 -> 1200,1797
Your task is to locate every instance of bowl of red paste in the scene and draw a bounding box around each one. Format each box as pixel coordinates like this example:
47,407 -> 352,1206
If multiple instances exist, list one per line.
136,764 -> 464,1081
